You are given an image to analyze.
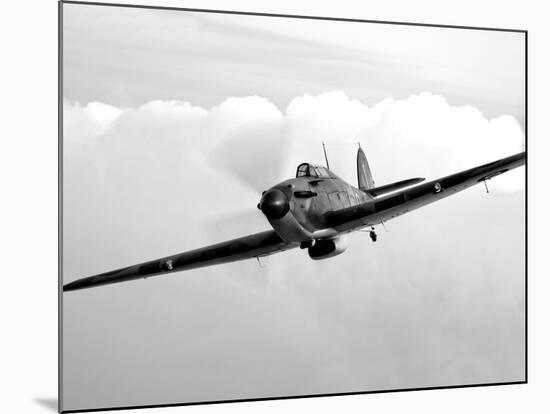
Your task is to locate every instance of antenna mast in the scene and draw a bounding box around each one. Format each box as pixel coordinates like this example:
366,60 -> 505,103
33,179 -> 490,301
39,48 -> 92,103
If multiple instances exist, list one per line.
322,142 -> 330,170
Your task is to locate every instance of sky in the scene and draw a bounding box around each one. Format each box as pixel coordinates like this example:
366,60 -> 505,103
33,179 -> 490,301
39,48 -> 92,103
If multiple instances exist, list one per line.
62,3 -> 526,411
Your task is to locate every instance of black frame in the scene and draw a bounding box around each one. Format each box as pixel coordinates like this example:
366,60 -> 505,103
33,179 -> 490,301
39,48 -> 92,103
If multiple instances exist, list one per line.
58,1 -> 528,412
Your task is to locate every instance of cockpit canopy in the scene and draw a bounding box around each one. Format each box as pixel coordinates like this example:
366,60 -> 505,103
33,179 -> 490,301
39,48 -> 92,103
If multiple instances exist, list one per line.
296,163 -> 337,179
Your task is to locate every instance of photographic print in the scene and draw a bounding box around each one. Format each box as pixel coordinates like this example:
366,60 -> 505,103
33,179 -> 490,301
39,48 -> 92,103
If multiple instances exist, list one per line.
60,1 -> 526,412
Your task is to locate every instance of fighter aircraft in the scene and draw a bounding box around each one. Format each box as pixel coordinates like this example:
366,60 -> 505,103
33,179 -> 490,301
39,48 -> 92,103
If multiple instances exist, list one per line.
63,147 -> 526,292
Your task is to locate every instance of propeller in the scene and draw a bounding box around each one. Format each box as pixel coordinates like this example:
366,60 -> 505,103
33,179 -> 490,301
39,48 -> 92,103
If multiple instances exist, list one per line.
206,123 -> 290,193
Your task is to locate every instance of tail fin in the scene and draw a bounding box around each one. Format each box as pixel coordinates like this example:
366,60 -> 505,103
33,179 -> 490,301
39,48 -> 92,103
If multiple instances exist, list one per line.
357,147 -> 375,191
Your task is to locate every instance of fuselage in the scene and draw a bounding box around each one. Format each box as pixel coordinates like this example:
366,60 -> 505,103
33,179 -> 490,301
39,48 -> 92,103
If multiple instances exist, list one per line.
259,163 -> 370,243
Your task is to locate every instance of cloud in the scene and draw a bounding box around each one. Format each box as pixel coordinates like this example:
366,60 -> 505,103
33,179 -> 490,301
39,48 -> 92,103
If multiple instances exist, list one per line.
62,92 -> 525,408
63,4 -> 525,125
62,100 -> 122,150
64,91 -> 524,194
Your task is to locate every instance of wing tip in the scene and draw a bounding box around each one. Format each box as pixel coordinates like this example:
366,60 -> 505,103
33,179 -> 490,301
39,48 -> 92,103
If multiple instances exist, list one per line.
62,282 -> 80,292
63,278 -> 93,292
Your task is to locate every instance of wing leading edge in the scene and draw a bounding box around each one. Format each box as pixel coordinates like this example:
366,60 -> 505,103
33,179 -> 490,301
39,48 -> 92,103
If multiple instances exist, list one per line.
325,151 -> 525,231
63,230 -> 296,291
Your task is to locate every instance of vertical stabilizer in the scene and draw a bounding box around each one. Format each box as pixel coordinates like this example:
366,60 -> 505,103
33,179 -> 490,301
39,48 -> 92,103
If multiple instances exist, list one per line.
357,147 -> 375,191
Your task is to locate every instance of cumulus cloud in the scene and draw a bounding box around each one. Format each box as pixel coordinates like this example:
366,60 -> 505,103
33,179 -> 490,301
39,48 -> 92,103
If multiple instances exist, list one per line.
64,91 -> 524,194
62,92 -> 525,408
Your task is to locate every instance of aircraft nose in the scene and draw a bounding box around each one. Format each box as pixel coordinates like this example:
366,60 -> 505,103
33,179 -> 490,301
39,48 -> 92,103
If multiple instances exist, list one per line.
259,189 -> 289,219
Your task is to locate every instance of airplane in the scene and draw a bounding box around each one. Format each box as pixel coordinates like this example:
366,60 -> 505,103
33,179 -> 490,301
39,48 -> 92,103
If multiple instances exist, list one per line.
63,146 -> 526,292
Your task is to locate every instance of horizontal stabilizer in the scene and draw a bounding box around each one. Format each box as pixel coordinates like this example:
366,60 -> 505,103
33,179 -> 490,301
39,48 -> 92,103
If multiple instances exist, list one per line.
365,177 -> 425,197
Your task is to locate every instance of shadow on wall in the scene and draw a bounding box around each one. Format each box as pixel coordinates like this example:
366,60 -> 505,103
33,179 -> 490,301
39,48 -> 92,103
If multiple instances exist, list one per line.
34,397 -> 58,412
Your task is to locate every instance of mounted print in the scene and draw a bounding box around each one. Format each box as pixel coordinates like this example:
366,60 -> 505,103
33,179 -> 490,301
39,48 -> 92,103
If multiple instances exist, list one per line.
60,1 -> 527,412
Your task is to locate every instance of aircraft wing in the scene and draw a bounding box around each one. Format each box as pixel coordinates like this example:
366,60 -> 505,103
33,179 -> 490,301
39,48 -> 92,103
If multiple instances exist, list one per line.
324,151 -> 526,232
63,230 -> 296,291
